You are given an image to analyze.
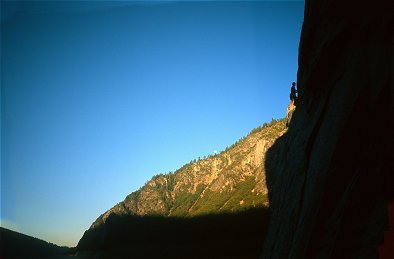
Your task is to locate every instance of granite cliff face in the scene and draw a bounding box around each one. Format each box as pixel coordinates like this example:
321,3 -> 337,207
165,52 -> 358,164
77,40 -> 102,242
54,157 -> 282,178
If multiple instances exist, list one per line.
261,1 -> 394,258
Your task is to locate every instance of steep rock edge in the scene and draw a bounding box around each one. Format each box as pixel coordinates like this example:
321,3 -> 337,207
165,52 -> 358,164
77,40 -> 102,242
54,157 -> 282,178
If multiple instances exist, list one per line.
261,1 -> 394,258
79,118 -> 286,247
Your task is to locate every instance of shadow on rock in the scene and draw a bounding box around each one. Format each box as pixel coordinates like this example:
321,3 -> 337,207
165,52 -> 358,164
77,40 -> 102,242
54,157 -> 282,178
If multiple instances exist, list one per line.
77,207 -> 270,259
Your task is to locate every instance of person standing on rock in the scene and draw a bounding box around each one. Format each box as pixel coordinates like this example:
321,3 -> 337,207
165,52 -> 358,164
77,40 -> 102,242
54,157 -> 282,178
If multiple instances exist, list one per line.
287,82 -> 298,127
290,82 -> 298,101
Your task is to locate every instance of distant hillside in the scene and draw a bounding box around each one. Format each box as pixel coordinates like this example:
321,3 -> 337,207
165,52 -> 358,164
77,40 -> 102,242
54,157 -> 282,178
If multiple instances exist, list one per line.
0,227 -> 70,258
77,118 -> 287,257
90,118 -> 286,228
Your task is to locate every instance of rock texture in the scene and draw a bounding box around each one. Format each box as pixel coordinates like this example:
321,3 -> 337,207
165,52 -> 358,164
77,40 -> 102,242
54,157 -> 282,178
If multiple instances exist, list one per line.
261,1 -> 394,258
286,99 -> 296,127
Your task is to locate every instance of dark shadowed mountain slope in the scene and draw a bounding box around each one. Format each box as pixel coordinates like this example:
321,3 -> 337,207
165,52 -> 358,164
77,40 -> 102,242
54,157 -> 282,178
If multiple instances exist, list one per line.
0,227 -> 70,258
77,207 -> 270,259
261,1 -> 394,258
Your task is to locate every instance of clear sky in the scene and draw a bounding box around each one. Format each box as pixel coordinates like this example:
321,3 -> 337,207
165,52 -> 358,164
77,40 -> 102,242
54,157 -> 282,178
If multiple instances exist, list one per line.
1,1 -> 304,247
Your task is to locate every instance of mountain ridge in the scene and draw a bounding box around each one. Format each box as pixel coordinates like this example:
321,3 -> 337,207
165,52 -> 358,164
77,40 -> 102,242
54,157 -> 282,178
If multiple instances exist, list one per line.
0,227 -> 71,258
87,118 -> 287,231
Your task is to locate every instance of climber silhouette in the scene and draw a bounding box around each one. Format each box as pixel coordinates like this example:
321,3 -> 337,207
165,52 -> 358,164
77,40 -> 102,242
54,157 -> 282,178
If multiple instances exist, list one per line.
290,82 -> 298,101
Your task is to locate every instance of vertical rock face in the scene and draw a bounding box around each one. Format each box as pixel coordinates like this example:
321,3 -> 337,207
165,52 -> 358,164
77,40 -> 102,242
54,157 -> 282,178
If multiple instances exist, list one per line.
262,1 -> 394,258
285,99 -> 296,127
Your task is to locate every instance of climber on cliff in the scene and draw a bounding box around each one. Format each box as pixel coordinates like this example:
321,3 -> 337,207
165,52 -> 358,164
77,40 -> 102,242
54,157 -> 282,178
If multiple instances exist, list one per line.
286,82 -> 298,127
290,82 -> 298,101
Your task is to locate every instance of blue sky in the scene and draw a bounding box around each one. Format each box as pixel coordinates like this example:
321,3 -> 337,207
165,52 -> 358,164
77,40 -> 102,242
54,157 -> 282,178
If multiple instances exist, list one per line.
1,1 -> 304,246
